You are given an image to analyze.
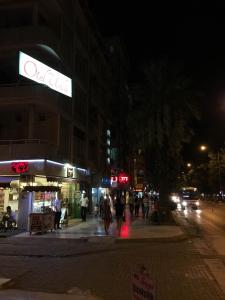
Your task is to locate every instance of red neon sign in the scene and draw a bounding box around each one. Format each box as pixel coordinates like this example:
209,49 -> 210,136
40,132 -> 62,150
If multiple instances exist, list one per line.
11,162 -> 29,174
118,173 -> 129,184
111,173 -> 129,185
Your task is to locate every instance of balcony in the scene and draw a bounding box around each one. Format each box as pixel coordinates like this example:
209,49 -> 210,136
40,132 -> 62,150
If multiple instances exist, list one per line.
0,84 -> 72,116
0,139 -> 58,161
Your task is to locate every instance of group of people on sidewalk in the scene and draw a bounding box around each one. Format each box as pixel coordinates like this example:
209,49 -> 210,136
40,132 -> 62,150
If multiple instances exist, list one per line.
96,192 -> 160,236
128,192 -> 159,220
79,191 -> 160,236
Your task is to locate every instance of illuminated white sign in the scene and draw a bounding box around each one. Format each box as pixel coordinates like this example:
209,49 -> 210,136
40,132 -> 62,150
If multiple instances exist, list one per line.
19,51 -> 72,97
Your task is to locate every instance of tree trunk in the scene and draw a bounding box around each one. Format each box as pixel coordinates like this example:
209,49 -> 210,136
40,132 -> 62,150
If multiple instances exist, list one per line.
158,180 -> 172,224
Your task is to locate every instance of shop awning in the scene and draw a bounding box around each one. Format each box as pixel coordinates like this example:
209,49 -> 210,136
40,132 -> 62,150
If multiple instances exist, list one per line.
23,186 -> 60,192
0,176 -> 19,183
0,176 -> 19,188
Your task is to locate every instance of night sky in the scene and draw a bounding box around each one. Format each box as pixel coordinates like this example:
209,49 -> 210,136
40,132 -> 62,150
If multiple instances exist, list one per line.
88,1 -> 225,160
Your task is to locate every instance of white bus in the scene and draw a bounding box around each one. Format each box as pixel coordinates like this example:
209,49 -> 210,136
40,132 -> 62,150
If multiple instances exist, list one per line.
179,187 -> 200,210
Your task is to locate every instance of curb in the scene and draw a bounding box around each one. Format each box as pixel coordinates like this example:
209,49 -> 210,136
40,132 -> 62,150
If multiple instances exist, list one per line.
115,232 -> 188,244
0,229 -> 25,238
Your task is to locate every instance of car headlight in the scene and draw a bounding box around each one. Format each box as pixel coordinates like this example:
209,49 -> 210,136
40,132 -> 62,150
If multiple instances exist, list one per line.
195,201 -> 199,206
171,196 -> 180,203
175,197 -> 180,203
182,201 -> 187,206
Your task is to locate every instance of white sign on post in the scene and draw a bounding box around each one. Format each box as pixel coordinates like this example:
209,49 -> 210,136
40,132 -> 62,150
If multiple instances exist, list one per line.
19,51 -> 72,97
132,267 -> 155,300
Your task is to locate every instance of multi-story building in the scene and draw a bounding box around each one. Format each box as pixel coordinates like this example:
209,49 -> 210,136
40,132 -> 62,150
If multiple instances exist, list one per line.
105,37 -> 131,197
0,0 -> 113,229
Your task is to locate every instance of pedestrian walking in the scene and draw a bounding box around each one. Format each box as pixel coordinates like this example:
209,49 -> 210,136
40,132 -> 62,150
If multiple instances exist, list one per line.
140,196 -> 144,217
152,199 -> 160,223
94,202 -> 99,217
128,192 -> 135,217
99,195 -> 104,217
53,196 -> 62,229
101,199 -> 112,235
114,196 -> 125,236
143,194 -> 149,219
80,192 -> 89,221
134,195 -> 140,217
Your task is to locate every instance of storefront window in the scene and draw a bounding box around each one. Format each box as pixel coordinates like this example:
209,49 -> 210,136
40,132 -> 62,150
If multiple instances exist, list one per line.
33,191 -> 57,213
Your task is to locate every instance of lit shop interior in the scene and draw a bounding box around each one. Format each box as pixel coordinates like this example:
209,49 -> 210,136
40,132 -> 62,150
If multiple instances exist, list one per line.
0,175 -> 81,219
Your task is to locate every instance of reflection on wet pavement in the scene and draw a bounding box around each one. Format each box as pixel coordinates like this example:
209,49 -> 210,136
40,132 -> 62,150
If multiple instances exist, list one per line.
14,207 -> 183,240
15,208 -> 141,238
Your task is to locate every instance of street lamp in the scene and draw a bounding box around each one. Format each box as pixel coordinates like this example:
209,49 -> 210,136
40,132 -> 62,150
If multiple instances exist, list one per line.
200,145 -> 207,151
187,163 -> 192,168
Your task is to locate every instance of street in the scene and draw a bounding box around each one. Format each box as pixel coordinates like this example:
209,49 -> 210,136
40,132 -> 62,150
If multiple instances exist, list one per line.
177,199 -> 225,255
0,204 -> 224,299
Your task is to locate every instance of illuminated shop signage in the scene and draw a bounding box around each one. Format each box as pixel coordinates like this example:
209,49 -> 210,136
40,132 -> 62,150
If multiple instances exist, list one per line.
110,173 -> 129,185
11,162 -> 29,174
67,167 -> 74,178
102,177 -> 110,186
110,176 -> 118,183
19,51 -> 72,97
118,173 -> 129,184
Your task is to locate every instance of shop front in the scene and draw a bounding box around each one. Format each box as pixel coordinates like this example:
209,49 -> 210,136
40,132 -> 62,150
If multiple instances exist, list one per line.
0,159 -> 89,230
91,176 -> 111,212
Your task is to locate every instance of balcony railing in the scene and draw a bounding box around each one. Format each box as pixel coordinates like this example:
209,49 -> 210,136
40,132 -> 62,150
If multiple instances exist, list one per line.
0,139 -> 52,145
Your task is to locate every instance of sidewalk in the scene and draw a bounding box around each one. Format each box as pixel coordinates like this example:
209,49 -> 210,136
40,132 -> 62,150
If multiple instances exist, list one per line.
13,209 -> 185,242
0,289 -> 101,300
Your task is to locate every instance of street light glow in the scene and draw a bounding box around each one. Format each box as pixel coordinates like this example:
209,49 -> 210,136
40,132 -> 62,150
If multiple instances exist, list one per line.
200,145 -> 207,151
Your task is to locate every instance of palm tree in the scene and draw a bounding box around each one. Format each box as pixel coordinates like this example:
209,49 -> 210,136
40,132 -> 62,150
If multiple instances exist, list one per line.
128,59 -> 201,210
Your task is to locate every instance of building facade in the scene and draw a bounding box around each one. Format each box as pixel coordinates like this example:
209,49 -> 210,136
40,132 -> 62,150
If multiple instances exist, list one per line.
0,0 -> 113,229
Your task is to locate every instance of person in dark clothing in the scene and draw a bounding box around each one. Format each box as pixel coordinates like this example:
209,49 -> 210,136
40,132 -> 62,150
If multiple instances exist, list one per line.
114,197 -> 125,236
99,195 -> 104,217
101,199 -> 112,235
128,193 -> 135,217
134,196 -> 140,217
2,206 -> 16,229
52,197 -> 62,229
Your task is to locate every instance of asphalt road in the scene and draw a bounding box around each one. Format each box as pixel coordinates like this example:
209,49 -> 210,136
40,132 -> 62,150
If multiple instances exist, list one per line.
175,200 -> 225,297
0,204 -> 225,299
178,200 -> 225,255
